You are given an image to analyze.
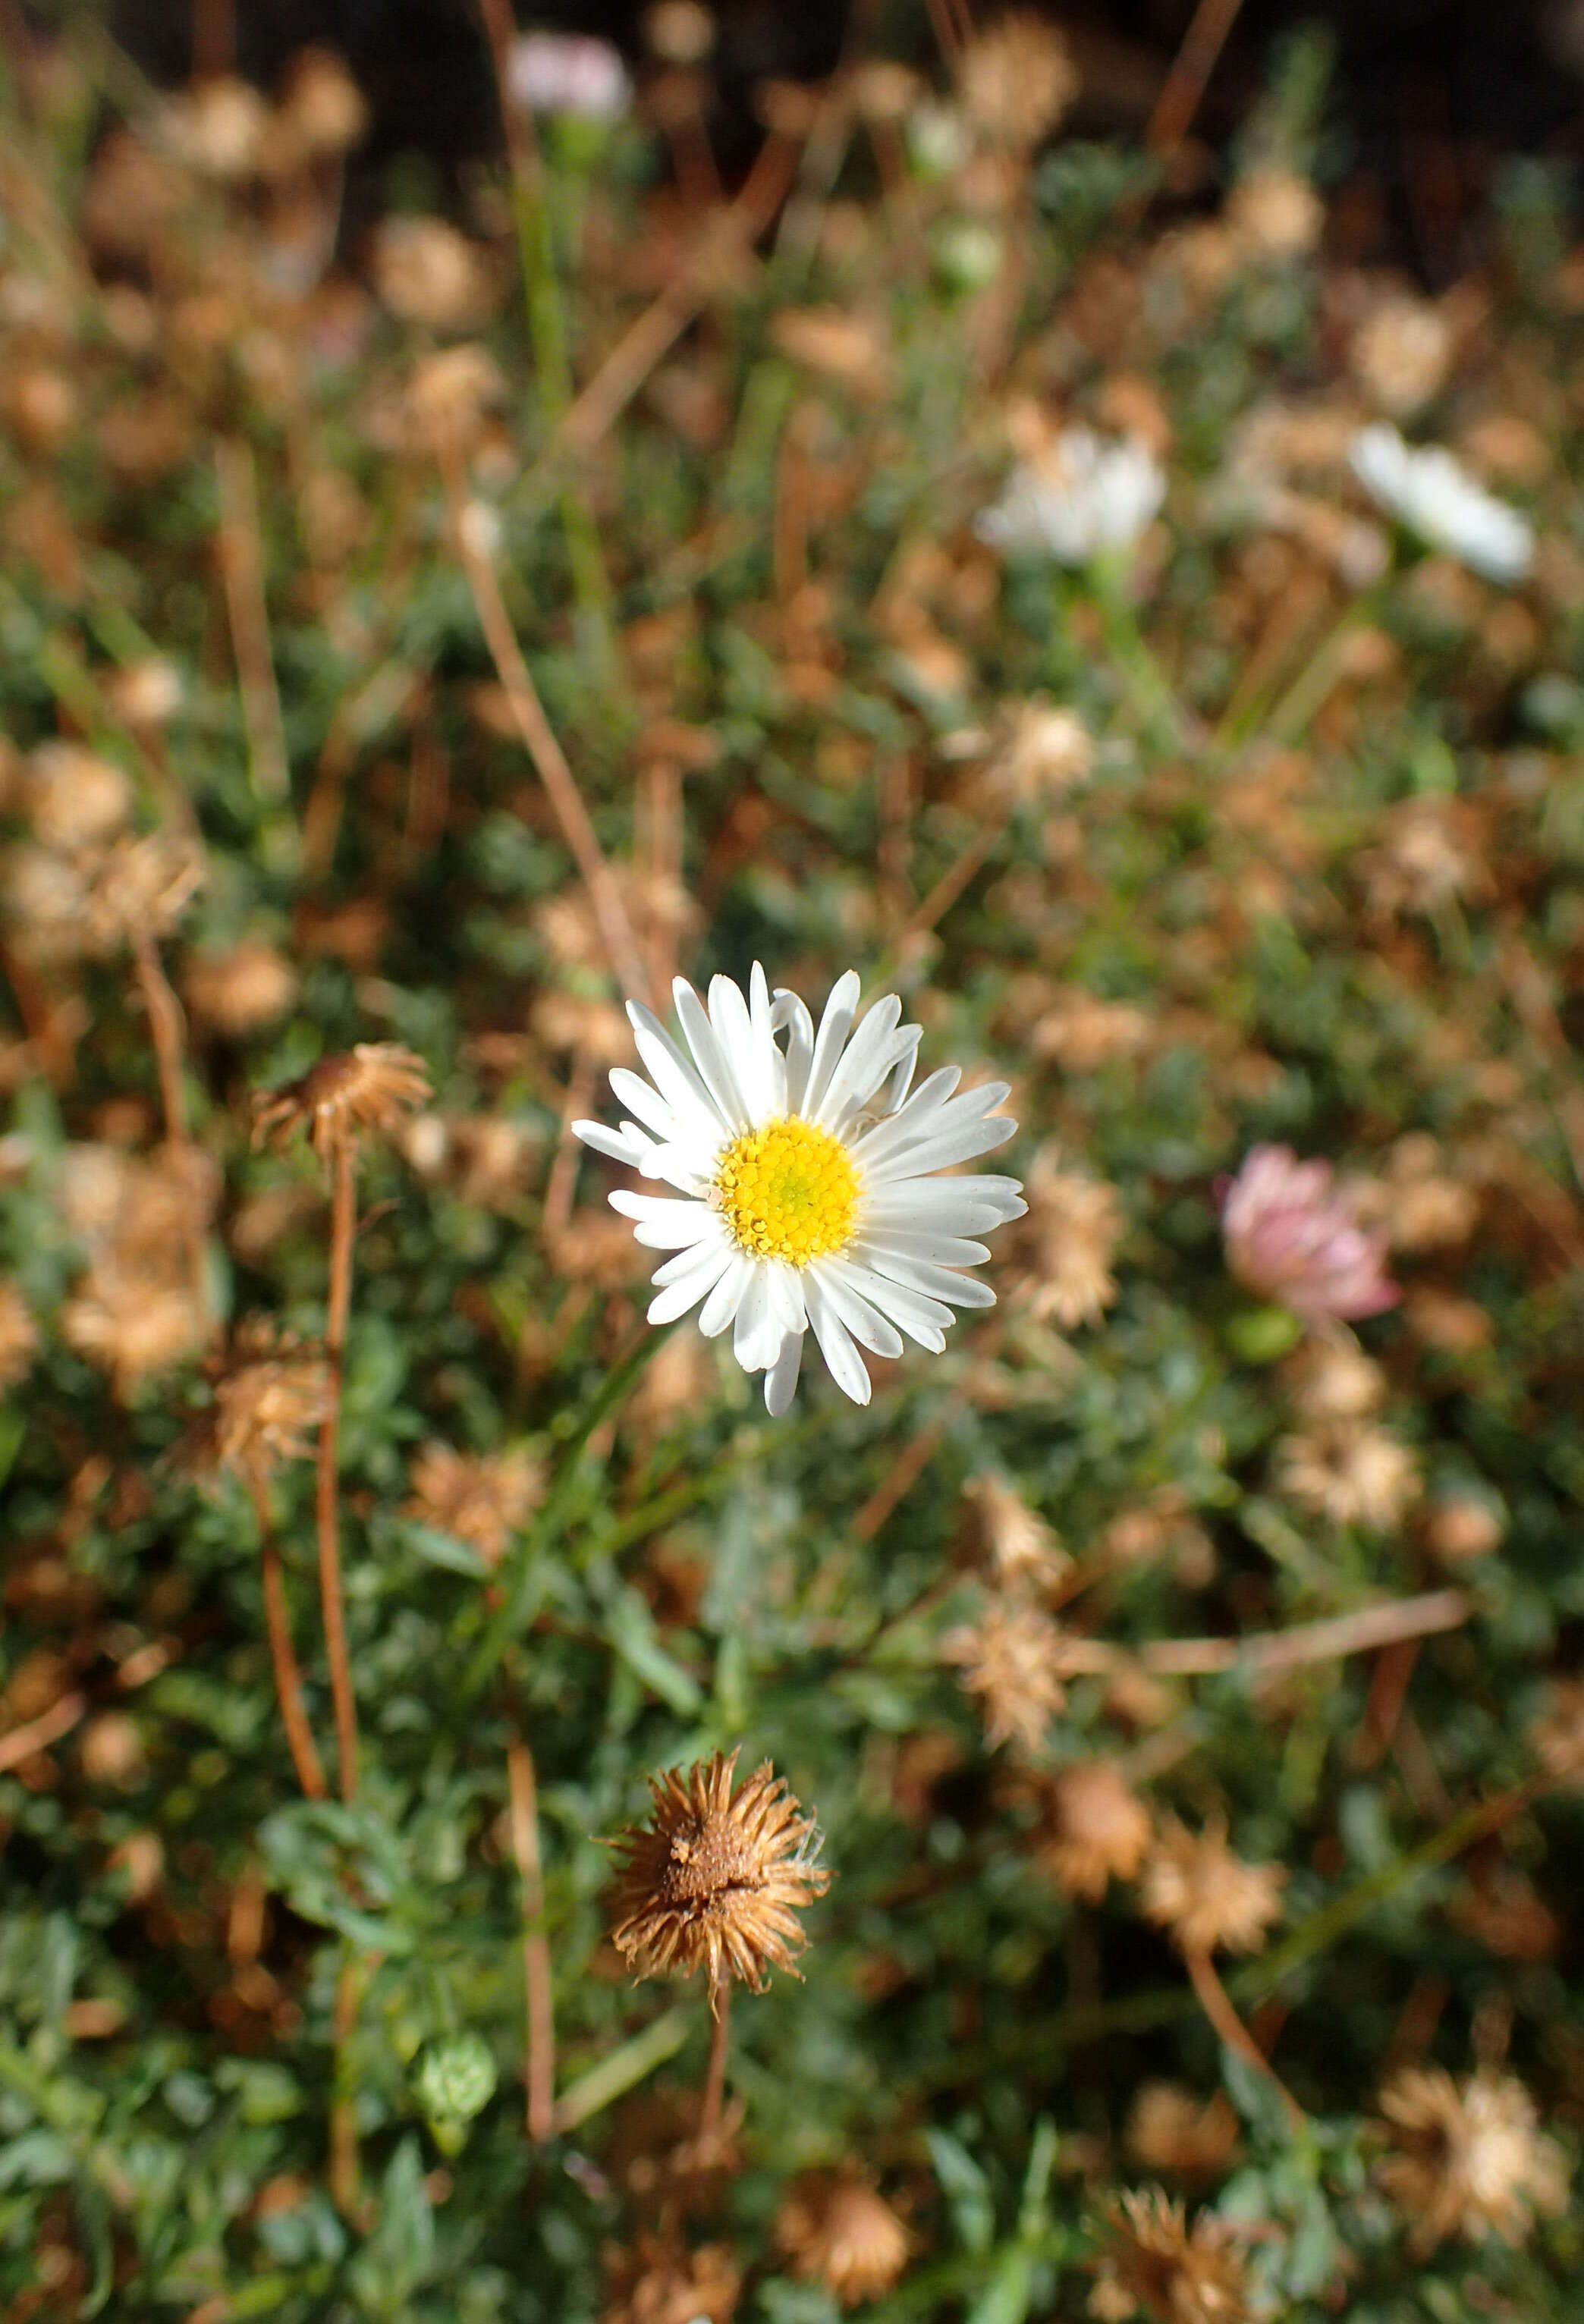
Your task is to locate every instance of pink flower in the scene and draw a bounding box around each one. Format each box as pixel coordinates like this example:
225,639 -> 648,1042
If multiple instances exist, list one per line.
1221,1145 -> 1398,1324
508,33 -> 630,121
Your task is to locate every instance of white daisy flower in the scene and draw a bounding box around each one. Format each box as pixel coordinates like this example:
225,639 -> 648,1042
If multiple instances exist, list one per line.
1347,423 -> 1534,585
976,426 -> 1165,567
574,966 -> 1026,1414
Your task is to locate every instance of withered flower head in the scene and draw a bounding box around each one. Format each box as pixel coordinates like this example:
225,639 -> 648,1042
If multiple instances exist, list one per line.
83,832 -> 206,952
943,1598 -> 1071,1754
184,940 -> 299,1039
1139,1816 -> 1285,1958
1531,1676 -> 1584,1786
775,2169 -> 911,2309
960,12 -> 1078,149
963,1474 -> 1070,1591
372,215 -> 492,332
196,1319 -> 332,1485
27,743 -> 133,851
1126,2084 -> 1241,2184
1092,2188 -> 1251,2324
278,47 -> 369,159
0,1278 -> 39,1392
602,2231 -> 740,2324
252,1042 -> 432,1163
403,1441 -> 543,1567
1017,1153 -> 1124,1331
609,1749 -> 830,1997
1374,2066 -> 1569,2253
61,1266 -> 206,1396
1274,1421 -> 1421,1532
1040,1760 -> 1152,1902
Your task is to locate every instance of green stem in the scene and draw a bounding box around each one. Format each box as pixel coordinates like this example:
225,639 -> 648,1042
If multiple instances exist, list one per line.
551,2005 -> 692,2134
463,1323 -> 676,1696
1092,564 -> 1190,756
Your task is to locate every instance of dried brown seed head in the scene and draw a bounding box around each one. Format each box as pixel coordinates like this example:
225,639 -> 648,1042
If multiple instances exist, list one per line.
963,1474 -> 1069,1591
1274,1421 -> 1421,1532
960,13 -> 1078,149
404,1442 -> 543,1567
0,1279 -> 39,1392
1092,2187 -> 1252,2324
252,1042 -> 432,1163
609,1749 -> 830,1996
944,1598 -> 1071,1754
1039,1760 -> 1152,1902
184,940 -> 299,1038
193,1320 -> 333,1486
1126,2084 -> 1242,2184
601,2231 -> 740,2324
775,2170 -> 911,2308
1374,2066 -> 1569,2253
1139,1816 -> 1285,1958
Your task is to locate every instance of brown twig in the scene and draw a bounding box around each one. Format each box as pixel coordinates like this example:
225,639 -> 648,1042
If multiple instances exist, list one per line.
900,821 -> 998,944
506,1727 -> 556,2142
1146,0 -> 1247,158
215,438 -> 291,806
557,131 -> 800,458
316,1140 -> 360,1802
247,1468 -> 328,1801
1058,1589 -> 1470,1682
853,1418 -> 948,1541
700,1972 -> 731,2138
1185,1947 -> 1305,2129
190,0 -> 235,80
447,480 -> 649,1004
130,930 -> 209,1323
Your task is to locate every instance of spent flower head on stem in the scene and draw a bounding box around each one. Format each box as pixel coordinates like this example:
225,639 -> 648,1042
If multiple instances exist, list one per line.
1139,1815 -> 1286,1958
1092,2187 -> 1252,2324
609,1749 -> 830,1998
1374,2066 -> 1569,2253
252,1043 -> 432,1164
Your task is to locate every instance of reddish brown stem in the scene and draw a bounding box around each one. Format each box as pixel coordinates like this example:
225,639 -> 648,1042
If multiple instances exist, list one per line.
506,1729 -> 556,2142
247,1469 -> 328,1801
316,1139 -> 360,1801
700,1973 -> 731,2138
1185,1948 -> 1304,2131
131,931 -> 209,1324
1146,0 -> 1248,158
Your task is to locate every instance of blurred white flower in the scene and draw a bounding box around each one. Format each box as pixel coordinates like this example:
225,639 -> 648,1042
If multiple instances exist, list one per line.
976,426 -> 1164,566
1348,424 -> 1534,585
576,966 -> 1025,1412
508,31 -> 631,121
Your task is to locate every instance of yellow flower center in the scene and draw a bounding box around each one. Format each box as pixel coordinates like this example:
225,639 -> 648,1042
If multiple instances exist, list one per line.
712,1118 -> 860,1267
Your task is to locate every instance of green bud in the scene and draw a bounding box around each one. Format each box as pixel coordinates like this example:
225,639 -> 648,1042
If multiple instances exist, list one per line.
1223,1303 -> 1303,1363
932,219 -> 1004,294
413,2033 -> 498,2128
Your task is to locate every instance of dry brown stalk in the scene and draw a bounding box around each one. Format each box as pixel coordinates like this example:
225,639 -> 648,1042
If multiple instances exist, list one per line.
853,1419 -> 947,1541
246,1468 -> 328,1801
700,1972 -> 731,2139
900,823 -> 998,944
1185,1946 -> 1305,2131
1059,1589 -> 1469,1682
215,438 -> 290,806
448,485 -> 649,1005
506,1727 -> 556,2143
1146,0 -> 1249,158
557,131 -> 799,457
318,1138 -> 360,1801
129,930 -> 209,1323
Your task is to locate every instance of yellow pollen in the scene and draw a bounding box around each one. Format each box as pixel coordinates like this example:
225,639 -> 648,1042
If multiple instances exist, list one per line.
712,1117 -> 860,1267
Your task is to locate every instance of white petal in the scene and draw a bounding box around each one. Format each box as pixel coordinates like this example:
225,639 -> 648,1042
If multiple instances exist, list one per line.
869,1116 -> 1017,1176
747,964 -> 789,1118
812,994 -> 904,1131
836,1261 -> 952,1351
649,1225 -> 728,1284
607,1067 -> 680,1143
609,1191 -> 718,1249
854,1242 -> 999,1308
844,1067 -> 961,1165
708,972 -> 783,1126
774,990 -> 816,1113
673,979 -> 751,1135
862,1230 -> 993,1267
732,1264 -> 775,1371
852,1079 -> 1008,1170
764,1260 -> 808,1337
574,1119 -> 649,1167
628,1003 -> 728,1140
764,1327 -> 803,1415
699,1255 -> 753,1338
800,969 -> 862,1122
808,1260 -> 904,1359
647,1242 -> 732,1324
884,1026 -> 922,1111
804,1273 -> 872,1405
